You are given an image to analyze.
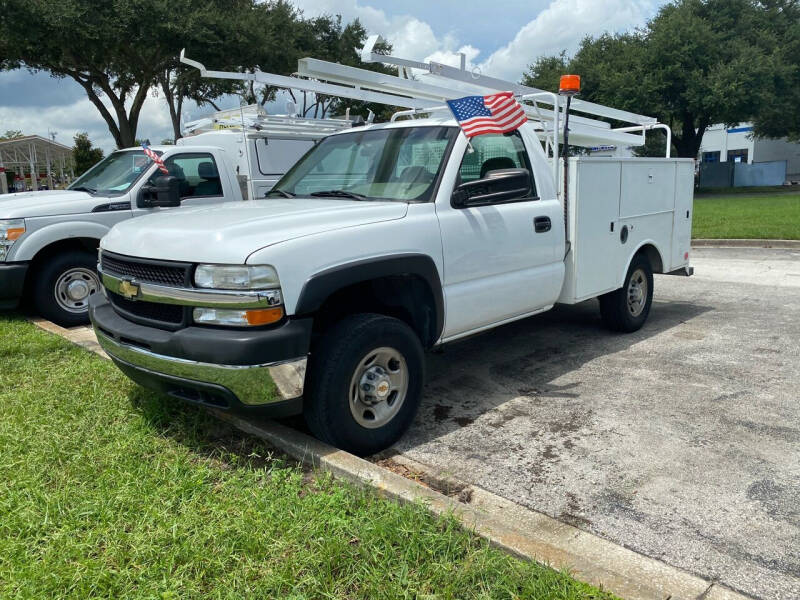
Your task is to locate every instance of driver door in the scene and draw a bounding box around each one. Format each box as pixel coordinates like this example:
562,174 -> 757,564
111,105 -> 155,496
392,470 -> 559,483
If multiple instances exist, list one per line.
436,132 -> 564,339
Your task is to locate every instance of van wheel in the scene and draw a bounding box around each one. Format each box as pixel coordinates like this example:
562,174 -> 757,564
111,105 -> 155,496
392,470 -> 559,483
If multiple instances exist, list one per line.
304,313 -> 425,456
32,250 -> 100,327
599,254 -> 653,333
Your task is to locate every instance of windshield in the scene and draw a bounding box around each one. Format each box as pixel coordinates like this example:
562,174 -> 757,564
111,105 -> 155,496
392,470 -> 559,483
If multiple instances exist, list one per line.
68,150 -> 156,195
273,126 -> 457,202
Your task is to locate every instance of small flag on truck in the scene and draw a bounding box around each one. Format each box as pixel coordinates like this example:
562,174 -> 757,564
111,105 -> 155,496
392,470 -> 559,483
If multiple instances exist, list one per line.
141,143 -> 169,175
446,92 -> 527,138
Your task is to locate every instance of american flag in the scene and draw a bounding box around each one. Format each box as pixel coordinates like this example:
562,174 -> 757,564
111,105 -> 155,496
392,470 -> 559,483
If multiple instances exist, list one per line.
446,92 -> 527,138
141,143 -> 169,175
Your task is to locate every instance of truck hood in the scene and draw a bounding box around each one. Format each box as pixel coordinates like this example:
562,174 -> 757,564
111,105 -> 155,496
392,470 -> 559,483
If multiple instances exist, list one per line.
0,190 -> 116,218
101,198 -> 408,263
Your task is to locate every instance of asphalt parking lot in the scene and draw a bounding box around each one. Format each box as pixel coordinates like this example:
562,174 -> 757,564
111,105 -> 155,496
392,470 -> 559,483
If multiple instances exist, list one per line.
395,247 -> 800,600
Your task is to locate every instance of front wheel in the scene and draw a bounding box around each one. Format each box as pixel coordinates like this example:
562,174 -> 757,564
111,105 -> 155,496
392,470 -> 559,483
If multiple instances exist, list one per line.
599,254 -> 654,332
32,250 -> 101,327
304,313 -> 425,456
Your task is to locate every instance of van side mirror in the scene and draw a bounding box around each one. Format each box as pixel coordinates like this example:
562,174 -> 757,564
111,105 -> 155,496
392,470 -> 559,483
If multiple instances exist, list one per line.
139,175 -> 181,208
452,168 -> 532,208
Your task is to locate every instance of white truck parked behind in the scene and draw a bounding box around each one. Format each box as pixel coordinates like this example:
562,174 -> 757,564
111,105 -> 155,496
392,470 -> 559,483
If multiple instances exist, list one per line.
0,113 -> 350,326
89,43 -> 694,455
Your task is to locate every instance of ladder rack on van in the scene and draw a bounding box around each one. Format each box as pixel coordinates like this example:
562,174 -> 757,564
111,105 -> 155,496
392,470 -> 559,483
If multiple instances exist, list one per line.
183,104 -> 353,140
180,39 -> 670,182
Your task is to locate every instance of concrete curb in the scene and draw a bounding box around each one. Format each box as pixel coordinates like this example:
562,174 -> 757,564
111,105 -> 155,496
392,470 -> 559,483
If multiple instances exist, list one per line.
692,239 -> 800,249
30,318 -> 754,600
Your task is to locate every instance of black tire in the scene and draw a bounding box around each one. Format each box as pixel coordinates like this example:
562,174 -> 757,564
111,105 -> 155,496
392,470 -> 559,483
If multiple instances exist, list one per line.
599,253 -> 654,333
304,313 -> 425,456
32,249 -> 100,327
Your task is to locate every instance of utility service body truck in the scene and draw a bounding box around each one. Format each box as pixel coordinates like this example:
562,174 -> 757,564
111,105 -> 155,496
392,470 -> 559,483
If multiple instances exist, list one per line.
0,110 -> 351,326
89,40 -> 694,455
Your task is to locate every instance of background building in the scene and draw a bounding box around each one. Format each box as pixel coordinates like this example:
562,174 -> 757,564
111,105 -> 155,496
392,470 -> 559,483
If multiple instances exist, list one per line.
698,123 -> 800,186
0,135 -> 75,194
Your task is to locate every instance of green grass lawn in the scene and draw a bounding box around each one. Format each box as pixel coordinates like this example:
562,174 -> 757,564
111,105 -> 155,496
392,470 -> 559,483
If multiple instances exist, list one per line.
0,315 -> 614,600
692,192 -> 800,239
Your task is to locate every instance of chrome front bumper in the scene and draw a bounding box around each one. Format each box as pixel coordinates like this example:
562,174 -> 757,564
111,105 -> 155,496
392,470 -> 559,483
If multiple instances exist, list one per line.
95,328 -> 306,407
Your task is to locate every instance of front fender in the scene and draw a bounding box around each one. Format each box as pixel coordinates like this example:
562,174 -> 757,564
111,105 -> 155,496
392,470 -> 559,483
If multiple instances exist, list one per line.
11,220 -> 112,261
295,253 -> 445,345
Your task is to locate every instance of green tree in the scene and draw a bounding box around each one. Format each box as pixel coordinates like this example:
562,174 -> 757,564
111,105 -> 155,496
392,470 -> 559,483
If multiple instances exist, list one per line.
251,14 -> 398,122
0,0 -> 300,148
157,1 -> 304,140
523,0 -> 800,157
0,130 -> 24,140
72,133 -> 104,176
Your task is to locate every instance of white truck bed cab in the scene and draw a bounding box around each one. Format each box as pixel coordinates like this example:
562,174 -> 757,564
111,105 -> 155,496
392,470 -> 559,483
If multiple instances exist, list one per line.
89,43 -> 695,456
560,157 -> 694,304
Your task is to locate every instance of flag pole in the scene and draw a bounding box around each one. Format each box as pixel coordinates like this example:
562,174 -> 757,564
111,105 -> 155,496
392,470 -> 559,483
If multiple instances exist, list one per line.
558,75 -> 580,258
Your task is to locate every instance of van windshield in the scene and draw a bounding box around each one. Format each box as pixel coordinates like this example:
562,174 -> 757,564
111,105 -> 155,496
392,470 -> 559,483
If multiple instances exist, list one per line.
271,126 -> 457,202
68,150 -> 156,195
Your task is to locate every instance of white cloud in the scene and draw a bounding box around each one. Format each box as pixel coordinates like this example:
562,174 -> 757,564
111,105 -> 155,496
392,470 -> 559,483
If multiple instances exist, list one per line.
2,0 -> 664,153
294,0 -> 661,83
480,0 -> 661,80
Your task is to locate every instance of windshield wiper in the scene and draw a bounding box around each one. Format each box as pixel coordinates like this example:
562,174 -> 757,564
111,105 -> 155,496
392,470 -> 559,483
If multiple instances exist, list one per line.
265,188 -> 295,198
310,189 -> 368,201
70,186 -> 97,194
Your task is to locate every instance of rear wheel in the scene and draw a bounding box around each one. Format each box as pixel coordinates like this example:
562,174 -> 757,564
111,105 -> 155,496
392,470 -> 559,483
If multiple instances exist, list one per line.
304,313 -> 424,456
32,250 -> 100,327
599,254 -> 653,332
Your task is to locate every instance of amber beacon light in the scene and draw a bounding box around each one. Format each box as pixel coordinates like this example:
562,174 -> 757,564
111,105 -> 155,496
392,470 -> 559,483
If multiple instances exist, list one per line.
559,74 -> 581,96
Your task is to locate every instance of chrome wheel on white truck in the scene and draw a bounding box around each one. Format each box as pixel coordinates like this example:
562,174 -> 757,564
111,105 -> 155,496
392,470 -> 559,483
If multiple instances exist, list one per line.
305,314 -> 424,456
32,250 -> 101,327
599,254 -> 654,333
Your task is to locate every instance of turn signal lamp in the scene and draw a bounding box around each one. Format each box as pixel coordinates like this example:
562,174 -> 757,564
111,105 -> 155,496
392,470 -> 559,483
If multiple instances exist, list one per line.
245,307 -> 284,326
559,74 -> 581,96
6,226 -> 25,241
192,306 -> 284,327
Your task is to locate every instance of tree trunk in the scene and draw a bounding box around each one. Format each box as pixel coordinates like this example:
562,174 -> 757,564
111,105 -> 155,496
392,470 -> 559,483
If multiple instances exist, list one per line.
161,72 -> 182,141
672,114 -> 709,159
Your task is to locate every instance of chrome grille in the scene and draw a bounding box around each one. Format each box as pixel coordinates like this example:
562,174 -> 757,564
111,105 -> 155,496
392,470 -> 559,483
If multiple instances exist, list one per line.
101,252 -> 190,287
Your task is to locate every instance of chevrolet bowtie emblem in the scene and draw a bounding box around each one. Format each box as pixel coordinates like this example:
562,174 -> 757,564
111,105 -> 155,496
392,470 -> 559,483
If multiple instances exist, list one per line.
118,279 -> 140,300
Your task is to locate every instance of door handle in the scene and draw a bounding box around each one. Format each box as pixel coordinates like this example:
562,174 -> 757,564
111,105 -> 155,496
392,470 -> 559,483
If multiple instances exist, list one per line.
534,216 -> 551,233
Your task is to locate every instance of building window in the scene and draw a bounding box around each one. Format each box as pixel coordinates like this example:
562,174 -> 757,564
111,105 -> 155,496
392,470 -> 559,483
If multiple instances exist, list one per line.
702,151 -> 720,163
727,149 -> 748,163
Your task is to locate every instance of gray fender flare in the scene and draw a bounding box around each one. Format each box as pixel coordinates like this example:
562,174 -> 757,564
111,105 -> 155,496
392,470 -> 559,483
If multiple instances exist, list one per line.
295,253 -> 445,345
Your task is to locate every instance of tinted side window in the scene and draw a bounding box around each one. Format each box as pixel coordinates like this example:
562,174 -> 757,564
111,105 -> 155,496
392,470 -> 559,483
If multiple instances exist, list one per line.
150,153 -> 223,198
458,132 -> 537,197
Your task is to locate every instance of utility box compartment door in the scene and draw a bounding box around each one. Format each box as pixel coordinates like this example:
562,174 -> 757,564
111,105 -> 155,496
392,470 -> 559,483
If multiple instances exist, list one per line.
573,160 -> 622,300
619,162 -> 676,218
671,161 -> 694,271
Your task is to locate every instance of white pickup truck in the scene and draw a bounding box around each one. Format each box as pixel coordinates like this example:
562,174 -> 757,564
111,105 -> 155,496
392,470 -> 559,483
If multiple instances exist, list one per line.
89,115 -> 694,455
0,114 -> 347,326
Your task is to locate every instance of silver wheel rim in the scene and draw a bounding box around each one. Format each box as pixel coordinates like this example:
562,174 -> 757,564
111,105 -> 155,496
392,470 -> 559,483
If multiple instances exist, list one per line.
54,267 -> 100,314
349,346 -> 409,429
627,268 -> 648,317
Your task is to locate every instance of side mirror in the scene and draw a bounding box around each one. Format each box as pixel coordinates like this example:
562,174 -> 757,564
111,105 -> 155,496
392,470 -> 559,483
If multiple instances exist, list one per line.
452,168 -> 532,208
139,175 -> 181,208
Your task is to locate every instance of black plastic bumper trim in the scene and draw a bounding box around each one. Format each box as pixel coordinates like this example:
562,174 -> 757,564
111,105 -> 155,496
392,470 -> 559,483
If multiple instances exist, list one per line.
89,293 -> 312,366
0,262 -> 29,309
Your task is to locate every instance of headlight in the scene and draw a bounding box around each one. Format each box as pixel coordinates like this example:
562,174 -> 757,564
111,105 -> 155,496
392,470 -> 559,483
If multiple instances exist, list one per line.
193,306 -> 284,327
0,219 -> 26,262
194,264 -> 279,290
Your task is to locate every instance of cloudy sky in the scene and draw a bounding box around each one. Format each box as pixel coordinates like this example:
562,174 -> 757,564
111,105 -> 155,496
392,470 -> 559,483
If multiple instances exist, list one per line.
0,0 -> 667,154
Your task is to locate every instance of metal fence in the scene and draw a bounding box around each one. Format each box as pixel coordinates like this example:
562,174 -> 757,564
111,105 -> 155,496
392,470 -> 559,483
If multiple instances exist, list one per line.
699,160 -> 787,188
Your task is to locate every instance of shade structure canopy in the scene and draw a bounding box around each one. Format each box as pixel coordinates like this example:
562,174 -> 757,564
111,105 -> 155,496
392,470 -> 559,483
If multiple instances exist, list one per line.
0,135 -> 75,193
